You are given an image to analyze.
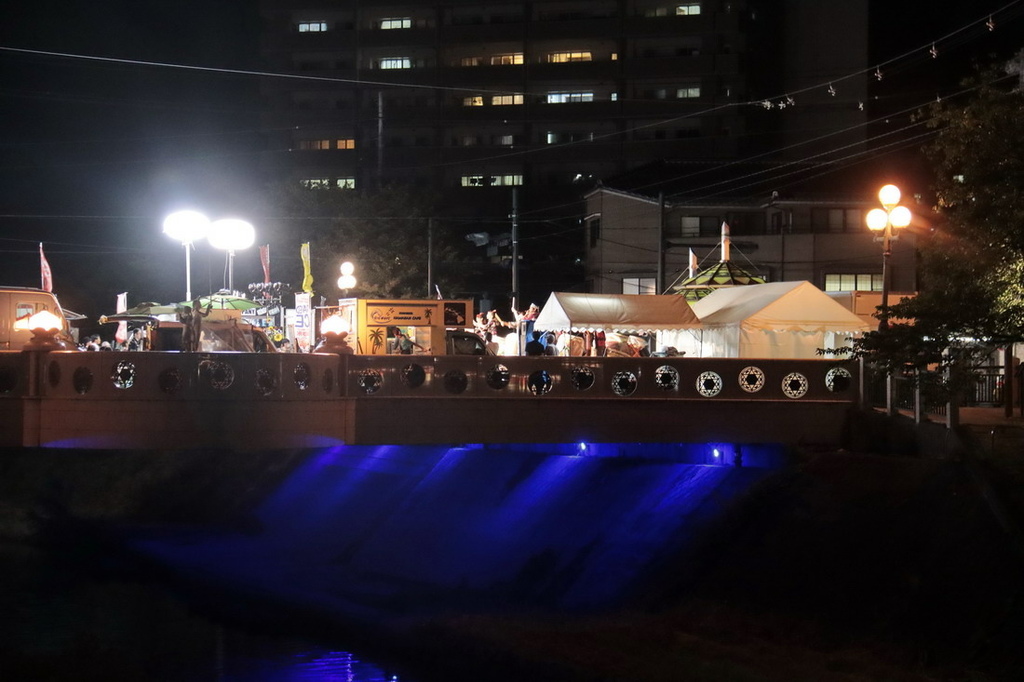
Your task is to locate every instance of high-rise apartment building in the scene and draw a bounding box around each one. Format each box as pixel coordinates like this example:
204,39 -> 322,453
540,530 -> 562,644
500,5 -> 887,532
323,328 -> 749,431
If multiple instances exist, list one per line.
258,1 -> 869,296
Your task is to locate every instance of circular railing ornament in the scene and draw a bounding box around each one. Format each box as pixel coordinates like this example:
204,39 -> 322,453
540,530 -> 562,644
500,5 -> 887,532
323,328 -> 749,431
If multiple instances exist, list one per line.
73,367 -> 93,395
527,370 -> 553,396
255,367 -> 278,396
782,372 -> 809,399
158,368 -> 184,394
738,366 -> 766,393
443,369 -> 468,394
293,363 -> 311,390
485,364 -> 510,390
612,371 -> 638,397
357,369 -> 384,394
825,366 -> 853,393
654,365 -> 679,391
401,363 -> 426,389
696,371 -> 723,397
570,366 -> 595,391
204,361 -> 234,390
112,361 -> 136,389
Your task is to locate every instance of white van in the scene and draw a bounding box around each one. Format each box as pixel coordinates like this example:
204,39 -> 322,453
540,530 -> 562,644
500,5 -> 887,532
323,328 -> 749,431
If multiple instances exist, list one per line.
0,287 -> 72,351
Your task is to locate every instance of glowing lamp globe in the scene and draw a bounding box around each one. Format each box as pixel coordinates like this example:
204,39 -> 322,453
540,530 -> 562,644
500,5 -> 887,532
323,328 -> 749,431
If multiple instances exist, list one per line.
340,261 -> 355,276
889,205 -> 912,228
208,219 -> 255,252
162,210 -> 210,245
878,184 -> 901,209
337,275 -> 356,290
865,208 -> 889,231
320,315 -> 350,336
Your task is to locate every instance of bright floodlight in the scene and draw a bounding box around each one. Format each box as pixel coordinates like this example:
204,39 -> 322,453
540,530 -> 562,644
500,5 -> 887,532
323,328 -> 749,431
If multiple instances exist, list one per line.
340,261 -> 355,276
865,208 -> 889,231
878,184 -> 901,209
889,205 -> 912,228
162,210 -> 210,245
337,274 -> 356,290
208,218 -> 255,252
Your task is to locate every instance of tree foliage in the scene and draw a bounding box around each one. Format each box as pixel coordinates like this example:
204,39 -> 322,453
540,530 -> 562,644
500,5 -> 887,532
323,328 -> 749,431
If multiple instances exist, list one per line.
262,183 -> 473,300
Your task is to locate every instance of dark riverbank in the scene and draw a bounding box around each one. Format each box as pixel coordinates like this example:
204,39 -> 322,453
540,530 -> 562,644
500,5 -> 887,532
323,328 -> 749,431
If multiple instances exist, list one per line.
2,431 -> 1023,682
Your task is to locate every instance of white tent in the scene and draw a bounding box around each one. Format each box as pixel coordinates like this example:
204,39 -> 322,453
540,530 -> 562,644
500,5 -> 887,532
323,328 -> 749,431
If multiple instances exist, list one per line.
533,292 -> 700,333
679,280 -> 872,358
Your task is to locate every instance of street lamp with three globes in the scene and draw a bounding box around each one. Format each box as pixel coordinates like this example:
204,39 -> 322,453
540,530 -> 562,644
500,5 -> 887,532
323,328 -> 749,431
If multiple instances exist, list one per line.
865,184 -> 912,331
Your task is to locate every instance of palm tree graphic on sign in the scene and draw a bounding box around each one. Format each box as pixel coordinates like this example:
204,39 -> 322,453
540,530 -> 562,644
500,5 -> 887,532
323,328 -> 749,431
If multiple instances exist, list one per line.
369,328 -> 385,354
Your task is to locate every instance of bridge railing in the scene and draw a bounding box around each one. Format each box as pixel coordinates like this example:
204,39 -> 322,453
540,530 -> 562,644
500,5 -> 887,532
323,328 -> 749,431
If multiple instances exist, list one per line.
1,351 -> 861,404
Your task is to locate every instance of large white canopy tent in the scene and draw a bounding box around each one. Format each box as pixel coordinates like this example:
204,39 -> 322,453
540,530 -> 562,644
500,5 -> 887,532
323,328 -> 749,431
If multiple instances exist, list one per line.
534,292 -> 700,333
670,280 -> 872,358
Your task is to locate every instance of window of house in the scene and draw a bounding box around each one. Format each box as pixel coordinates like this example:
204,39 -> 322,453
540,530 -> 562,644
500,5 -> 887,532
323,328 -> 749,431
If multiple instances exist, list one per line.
548,51 -> 592,63
588,217 -> 601,248
677,4 -> 702,15
824,273 -> 882,292
494,134 -> 515,146
491,94 -> 524,106
680,216 -> 700,237
460,135 -> 480,146
461,175 -> 486,187
611,92 -> 618,101
379,58 -> 412,69
380,17 -> 411,29
461,56 -> 482,66
622,277 -> 656,295
462,96 -> 484,107
547,92 -> 594,103
677,86 -> 700,98
336,178 -> 356,189
336,138 -> 356,149
298,22 -> 328,32
491,53 -> 524,65
812,207 -> 863,233
300,178 -> 331,188
298,139 -> 331,150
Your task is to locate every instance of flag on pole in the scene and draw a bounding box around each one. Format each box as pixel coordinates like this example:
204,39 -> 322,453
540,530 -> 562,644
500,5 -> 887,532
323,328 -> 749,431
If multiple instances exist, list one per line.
39,243 -> 53,292
300,242 -> 313,293
115,292 -> 128,345
259,244 -> 271,284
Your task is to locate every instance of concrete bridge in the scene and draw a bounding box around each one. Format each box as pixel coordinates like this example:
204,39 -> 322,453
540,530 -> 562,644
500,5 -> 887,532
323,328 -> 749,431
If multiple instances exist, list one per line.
0,350 -> 859,450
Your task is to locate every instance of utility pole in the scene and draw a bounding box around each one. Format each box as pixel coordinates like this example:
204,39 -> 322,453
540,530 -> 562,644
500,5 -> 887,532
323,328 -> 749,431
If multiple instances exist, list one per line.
657,191 -> 666,294
511,188 -> 520,309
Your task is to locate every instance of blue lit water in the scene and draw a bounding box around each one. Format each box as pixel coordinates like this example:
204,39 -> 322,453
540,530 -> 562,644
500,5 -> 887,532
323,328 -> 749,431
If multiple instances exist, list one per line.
0,544 -> 411,682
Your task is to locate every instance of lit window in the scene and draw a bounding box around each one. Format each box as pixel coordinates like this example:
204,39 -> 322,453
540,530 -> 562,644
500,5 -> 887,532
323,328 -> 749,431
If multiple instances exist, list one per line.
548,51 -> 592,63
380,17 -> 411,29
460,136 -> 479,146
824,274 -> 882,292
462,96 -> 484,107
492,174 -> 523,186
611,52 -> 618,61
494,134 -> 514,146
298,139 -> 331,150
379,58 -> 411,69
677,4 -> 702,15
546,132 -> 559,144
298,21 -> 328,32
491,94 -> 524,106
336,178 -> 356,189
622,277 -> 656,295
491,53 -> 524,65
547,92 -> 594,103
461,56 -> 482,66
644,8 -> 670,17
677,86 -> 701,98
461,175 -> 486,187
336,138 -> 356,149
300,178 -> 330,188
611,92 -> 618,101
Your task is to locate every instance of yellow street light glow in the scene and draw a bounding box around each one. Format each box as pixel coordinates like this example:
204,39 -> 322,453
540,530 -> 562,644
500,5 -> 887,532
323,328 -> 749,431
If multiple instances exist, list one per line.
865,208 -> 889,231
889,205 -> 912,228
340,261 -> 355,276
320,314 -> 350,336
878,184 -> 901,209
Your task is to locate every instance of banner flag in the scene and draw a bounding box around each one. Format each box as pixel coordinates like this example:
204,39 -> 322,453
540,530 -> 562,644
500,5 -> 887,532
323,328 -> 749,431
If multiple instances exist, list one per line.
300,242 -> 313,293
115,292 -> 128,345
39,243 -> 53,292
259,244 -> 271,284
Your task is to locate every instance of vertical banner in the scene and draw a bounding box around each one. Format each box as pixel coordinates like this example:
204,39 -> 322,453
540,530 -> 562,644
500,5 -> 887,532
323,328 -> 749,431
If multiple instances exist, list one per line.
259,244 -> 271,284
39,243 -> 53,292
115,292 -> 128,345
300,242 -> 313,293
294,292 -> 312,352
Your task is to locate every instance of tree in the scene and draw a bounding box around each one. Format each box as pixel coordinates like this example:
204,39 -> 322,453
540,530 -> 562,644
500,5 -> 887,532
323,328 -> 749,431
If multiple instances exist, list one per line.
260,183 -> 474,300
850,53 -> 1024,393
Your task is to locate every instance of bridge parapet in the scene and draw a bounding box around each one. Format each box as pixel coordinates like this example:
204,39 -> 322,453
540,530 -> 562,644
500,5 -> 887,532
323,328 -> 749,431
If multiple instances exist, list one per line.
0,351 -> 858,449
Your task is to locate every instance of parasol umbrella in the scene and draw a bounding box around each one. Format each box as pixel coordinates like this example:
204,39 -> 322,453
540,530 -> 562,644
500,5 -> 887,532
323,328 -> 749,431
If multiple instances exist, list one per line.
180,294 -> 260,311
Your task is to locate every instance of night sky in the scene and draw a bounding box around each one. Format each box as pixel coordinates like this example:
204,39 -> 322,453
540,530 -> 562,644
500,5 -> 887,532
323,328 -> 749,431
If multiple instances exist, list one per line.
1,1 -> 1021,318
